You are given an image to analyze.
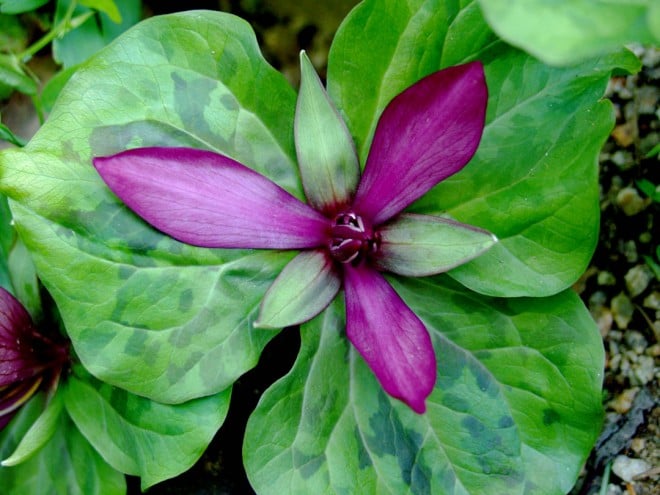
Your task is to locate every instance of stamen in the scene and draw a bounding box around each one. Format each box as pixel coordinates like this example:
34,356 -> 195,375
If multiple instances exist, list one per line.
328,212 -> 379,264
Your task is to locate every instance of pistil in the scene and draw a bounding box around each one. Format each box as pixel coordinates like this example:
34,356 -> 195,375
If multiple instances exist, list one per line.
328,212 -> 379,264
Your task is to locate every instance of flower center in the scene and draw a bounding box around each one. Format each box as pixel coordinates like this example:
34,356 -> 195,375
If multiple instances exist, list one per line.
328,212 -> 379,264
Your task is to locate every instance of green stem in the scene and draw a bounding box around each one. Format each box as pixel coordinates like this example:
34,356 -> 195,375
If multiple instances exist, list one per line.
18,0 -> 91,63
598,462 -> 611,495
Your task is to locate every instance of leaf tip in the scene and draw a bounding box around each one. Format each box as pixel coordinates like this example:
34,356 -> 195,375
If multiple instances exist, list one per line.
252,317 -> 280,330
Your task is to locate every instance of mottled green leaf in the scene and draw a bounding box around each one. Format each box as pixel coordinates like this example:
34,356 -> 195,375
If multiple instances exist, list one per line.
0,393 -> 125,495
0,11 -> 300,402
478,0 -> 659,66
245,277 -> 603,494
327,0 -> 640,297
437,50 -> 640,297
63,372 -> 229,489
40,65 -> 80,113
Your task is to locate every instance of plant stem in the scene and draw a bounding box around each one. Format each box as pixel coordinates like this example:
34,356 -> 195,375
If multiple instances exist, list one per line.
599,462 -> 611,495
18,0 -> 91,63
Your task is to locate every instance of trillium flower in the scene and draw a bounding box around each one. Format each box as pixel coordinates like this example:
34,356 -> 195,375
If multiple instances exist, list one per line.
0,287 -> 69,430
93,55 -> 494,413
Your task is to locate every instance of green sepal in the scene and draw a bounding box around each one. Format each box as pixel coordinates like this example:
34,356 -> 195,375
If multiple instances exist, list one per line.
1,392 -> 63,467
295,51 -> 360,214
376,213 -> 498,277
256,249 -> 341,329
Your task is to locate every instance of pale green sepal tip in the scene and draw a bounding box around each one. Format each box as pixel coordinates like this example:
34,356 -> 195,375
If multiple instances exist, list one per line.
255,250 -> 341,329
1,392 -> 64,467
295,51 -> 360,214
376,214 -> 498,277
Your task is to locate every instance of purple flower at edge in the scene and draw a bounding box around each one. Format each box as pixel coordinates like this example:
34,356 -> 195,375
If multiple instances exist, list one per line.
93,61 -> 491,414
0,287 -> 69,431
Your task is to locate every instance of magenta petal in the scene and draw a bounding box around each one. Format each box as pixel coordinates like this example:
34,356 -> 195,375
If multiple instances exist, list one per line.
343,264 -> 436,413
94,147 -> 330,249
0,288 -> 47,386
353,62 -> 488,225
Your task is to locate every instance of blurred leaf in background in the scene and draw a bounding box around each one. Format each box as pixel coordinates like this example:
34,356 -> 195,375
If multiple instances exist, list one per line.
53,0 -> 141,68
478,0 -> 659,65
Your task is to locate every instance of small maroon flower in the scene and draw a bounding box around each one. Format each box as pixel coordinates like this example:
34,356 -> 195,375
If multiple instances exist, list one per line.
0,287 -> 69,430
94,57 -> 494,413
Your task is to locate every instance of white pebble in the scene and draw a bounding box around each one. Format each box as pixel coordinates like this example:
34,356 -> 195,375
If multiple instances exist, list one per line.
611,454 -> 651,482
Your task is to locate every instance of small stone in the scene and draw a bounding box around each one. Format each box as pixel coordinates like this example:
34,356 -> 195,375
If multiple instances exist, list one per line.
605,484 -> 623,495
622,240 -> 638,263
599,150 -> 611,163
632,355 -> 655,385
616,187 -> 648,216
630,437 -> 646,454
592,306 -> 613,336
611,292 -> 634,328
611,455 -> 652,482
611,150 -> 634,169
598,271 -> 617,286
640,46 -> 660,67
608,351 -> 621,372
605,485 -> 623,495
611,122 -> 635,147
607,77 -> 634,99
624,330 -> 648,354
590,290 -> 608,310
637,85 -> 659,115
643,291 -> 660,311
625,265 -> 654,297
608,387 -> 639,414
623,101 -> 637,121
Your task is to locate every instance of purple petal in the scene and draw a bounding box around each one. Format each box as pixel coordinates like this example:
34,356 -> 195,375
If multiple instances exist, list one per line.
353,62 -> 488,225
0,288 -> 44,386
343,264 -> 436,413
94,147 -> 331,249
0,288 -> 68,387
